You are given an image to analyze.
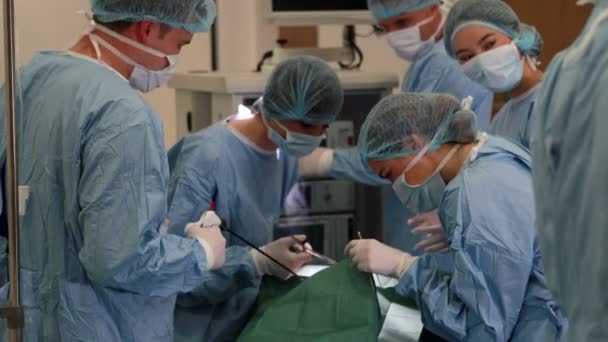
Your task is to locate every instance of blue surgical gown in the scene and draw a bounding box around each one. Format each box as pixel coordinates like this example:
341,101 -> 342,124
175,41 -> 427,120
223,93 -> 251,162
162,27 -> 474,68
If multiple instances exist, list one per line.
167,121 -> 299,342
397,136 -> 566,341
489,85 -> 539,149
531,3 -> 608,341
331,40 -> 492,259
0,52 -> 217,342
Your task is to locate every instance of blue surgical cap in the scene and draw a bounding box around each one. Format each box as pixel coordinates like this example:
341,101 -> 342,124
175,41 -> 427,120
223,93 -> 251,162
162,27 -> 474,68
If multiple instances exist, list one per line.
444,0 -> 543,58
262,56 -> 343,125
358,93 -> 478,161
367,0 -> 441,21
91,0 -> 217,33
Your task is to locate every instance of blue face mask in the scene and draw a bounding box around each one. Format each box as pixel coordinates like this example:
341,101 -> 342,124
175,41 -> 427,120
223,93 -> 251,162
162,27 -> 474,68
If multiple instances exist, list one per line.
393,172 -> 446,213
461,43 -> 524,93
392,144 -> 460,213
262,116 -> 326,158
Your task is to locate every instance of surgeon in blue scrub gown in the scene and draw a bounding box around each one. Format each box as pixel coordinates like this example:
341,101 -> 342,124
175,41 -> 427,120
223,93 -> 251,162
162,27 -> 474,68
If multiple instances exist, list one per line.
345,93 -> 566,341
444,0 -> 545,149
532,1 -> 608,341
0,1 -> 229,341
167,56 -> 344,342
302,0 -> 493,264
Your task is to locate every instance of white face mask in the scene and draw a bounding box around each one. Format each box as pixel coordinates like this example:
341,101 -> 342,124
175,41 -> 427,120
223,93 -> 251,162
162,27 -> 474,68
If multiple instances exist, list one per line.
84,14 -> 178,92
386,13 -> 441,61
461,43 -> 524,93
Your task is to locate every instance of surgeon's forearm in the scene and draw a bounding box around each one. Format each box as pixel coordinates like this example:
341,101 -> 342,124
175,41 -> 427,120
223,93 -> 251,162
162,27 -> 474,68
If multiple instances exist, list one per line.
396,255 -> 467,341
178,246 -> 260,306
81,231 -> 212,296
397,248 -> 529,341
166,179 -> 214,237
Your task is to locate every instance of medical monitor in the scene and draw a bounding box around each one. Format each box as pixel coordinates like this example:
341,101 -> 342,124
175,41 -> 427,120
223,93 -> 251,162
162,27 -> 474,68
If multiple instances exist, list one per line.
265,0 -> 374,26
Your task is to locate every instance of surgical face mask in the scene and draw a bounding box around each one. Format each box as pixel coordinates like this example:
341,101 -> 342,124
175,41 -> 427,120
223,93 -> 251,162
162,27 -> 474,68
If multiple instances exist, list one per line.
392,144 -> 460,213
85,15 -> 178,93
461,43 -> 524,93
128,55 -> 177,93
262,116 -> 326,158
386,13 -> 440,61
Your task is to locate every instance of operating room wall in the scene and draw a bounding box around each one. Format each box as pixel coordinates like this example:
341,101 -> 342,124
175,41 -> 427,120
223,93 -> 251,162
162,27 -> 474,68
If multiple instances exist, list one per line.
318,26 -> 407,88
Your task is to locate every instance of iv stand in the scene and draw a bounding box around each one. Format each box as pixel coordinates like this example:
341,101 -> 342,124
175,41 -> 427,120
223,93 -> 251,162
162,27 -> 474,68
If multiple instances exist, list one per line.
0,0 -> 24,340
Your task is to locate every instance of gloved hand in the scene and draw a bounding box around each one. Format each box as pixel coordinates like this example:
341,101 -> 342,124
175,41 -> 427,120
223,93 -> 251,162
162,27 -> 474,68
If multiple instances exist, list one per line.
409,210 -> 449,253
185,211 -> 226,271
298,147 -> 334,177
249,235 -> 313,280
345,239 -> 417,279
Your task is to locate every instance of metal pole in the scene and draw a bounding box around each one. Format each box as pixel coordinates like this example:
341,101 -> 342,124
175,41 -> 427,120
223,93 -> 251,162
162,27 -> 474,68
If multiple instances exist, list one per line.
210,20 -> 218,71
0,0 -> 23,339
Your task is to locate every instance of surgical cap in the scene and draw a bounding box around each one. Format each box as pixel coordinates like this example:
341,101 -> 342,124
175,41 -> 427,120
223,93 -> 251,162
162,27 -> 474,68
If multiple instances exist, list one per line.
367,0 -> 441,21
262,56 -> 343,125
91,0 -> 216,33
444,0 -> 543,58
358,93 -> 478,161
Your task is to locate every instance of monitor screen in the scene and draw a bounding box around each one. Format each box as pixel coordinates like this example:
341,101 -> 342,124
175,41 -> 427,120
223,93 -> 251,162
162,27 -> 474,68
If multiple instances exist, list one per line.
266,0 -> 372,26
272,0 -> 368,12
